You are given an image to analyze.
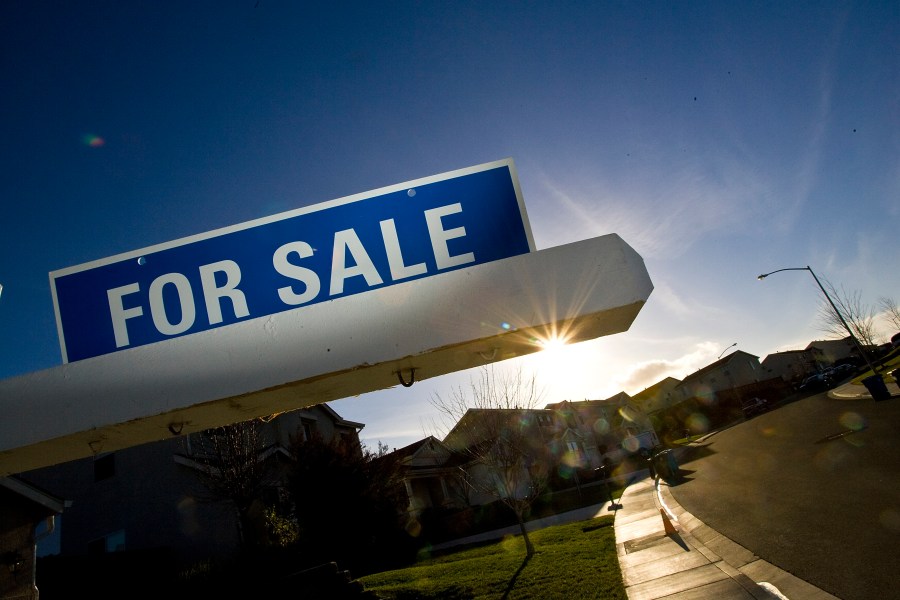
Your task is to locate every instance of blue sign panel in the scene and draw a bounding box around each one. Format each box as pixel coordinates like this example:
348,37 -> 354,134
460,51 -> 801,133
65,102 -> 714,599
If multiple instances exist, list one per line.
50,159 -> 534,363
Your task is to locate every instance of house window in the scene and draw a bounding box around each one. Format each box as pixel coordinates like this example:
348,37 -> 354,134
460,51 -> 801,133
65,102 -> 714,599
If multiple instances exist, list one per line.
87,530 -> 126,554
94,453 -> 115,482
301,419 -> 317,441
566,441 -> 580,453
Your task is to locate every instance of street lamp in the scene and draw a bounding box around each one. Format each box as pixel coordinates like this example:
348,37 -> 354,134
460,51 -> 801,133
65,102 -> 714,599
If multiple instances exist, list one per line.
718,342 -> 737,359
757,266 -> 877,373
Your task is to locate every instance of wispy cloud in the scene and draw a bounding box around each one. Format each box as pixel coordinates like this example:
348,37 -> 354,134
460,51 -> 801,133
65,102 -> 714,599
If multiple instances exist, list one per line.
614,341 -> 720,393
529,155 -> 780,260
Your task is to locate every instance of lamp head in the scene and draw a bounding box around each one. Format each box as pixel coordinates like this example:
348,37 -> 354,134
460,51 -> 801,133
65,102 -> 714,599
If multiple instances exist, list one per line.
757,274 -> 767,280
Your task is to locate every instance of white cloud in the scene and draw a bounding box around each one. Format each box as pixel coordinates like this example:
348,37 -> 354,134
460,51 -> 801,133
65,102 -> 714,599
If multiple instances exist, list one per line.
528,153 -> 784,261
614,341 -> 720,393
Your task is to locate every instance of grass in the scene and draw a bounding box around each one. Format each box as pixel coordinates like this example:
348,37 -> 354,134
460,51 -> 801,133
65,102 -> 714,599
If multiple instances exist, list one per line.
358,515 -> 626,599
854,352 -> 900,384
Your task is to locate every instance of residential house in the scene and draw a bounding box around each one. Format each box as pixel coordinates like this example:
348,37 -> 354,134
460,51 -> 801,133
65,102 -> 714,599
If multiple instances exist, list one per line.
384,436 -> 468,520
673,350 -> 762,403
441,408 -> 564,506
630,377 -> 682,415
760,348 -> 826,384
806,337 -> 856,364
408,396 -> 658,511
546,394 -> 659,470
0,477 -> 65,600
19,404 -> 363,571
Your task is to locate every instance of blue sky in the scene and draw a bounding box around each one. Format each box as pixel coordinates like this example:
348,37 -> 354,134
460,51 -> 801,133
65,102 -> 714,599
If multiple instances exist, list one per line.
2,1 -> 898,451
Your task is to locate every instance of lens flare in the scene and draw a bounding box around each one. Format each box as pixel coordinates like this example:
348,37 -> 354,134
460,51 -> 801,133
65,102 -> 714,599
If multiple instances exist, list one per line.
839,412 -> 866,431
82,134 -> 105,147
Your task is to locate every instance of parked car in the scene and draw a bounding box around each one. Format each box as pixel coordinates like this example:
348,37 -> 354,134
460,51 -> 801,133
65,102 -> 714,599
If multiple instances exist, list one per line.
741,397 -> 768,418
798,373 -> 832,393
831,363 -> 856,378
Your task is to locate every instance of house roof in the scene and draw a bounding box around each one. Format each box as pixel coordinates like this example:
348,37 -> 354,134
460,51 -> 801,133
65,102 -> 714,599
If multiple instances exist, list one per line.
1,476 -> 66,514
382,435 -> 469,470
630,377 -> 681,402
806,337 -> 852,350
678,350 -> 759,386
318,402 -> 365,430
763,349 -> 812,357
544,393 -> 632,411
386,435 -> 441,461
442,408 -> 557,451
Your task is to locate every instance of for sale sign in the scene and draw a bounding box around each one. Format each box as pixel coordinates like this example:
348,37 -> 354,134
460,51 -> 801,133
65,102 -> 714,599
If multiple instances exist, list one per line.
51,159 -> 534,362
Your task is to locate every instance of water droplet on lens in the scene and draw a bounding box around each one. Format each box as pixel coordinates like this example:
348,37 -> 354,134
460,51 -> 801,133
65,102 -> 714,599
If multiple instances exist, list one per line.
137,256 -> 146,266
407,189 -> 416,197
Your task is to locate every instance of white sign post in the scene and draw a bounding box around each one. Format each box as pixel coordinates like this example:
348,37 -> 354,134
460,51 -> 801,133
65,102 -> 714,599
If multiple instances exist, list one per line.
1,161 -> 653,475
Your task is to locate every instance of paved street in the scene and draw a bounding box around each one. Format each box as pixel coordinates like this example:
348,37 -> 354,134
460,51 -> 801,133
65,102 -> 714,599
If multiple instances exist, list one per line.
667,391 -> 900,600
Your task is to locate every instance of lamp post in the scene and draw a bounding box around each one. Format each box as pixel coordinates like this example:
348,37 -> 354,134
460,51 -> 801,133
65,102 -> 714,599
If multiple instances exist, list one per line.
718,342 -> 737,359
757,266 -> 877,373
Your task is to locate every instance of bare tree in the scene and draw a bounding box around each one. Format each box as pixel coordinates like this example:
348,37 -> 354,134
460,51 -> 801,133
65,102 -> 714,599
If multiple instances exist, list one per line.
430,365 -> 548,558
189,419 -> 270,548
815,279 -> 880,347
879,296 -> 900,332
285,433 -> 414,573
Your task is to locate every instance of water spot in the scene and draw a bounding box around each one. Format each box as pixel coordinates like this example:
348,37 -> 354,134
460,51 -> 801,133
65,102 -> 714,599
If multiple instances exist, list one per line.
879,508 -> 900,532
592,418 -> 610,435
685,412 -> 710,433
407,188 -> 416,197
263,317 -> 277,337
621,436 -> 640,453
839,412 -> 866,431
760,426 -> 778,437
137,256 -> 146,266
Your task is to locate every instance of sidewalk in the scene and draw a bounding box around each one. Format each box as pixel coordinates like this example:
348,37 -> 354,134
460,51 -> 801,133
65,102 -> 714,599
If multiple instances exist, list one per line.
614,378 -> 899,600
430,379 -> 894,596
828,376 -> 900,400
614,472 -> 840,600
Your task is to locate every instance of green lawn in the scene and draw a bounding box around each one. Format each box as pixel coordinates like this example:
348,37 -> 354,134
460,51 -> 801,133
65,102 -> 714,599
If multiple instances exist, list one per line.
854,352 -> 900,384
358,516 -> 626,599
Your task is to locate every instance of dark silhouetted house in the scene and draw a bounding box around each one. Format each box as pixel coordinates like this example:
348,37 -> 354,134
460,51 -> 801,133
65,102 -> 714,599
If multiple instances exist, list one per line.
441,408 -> 565,506
761,348 -> 826,384
630,377 -> 682,416
546,394 -> 659,471
0,477 -> 65,600
806,337 -> 856,364
18,404 -> 362,571
673,350 -> 762,402
383,436 -> 468,520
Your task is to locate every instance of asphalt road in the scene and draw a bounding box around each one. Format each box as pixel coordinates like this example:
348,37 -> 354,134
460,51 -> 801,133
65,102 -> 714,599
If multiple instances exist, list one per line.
668,392 -> 900,600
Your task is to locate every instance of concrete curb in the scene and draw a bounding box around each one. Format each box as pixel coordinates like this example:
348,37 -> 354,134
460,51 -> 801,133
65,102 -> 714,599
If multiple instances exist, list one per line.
614,475 -> 841,600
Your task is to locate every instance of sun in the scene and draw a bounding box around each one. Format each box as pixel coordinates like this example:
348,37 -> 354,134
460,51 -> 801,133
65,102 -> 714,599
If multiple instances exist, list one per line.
537,335 -> 569,353
523,333 -> 573,378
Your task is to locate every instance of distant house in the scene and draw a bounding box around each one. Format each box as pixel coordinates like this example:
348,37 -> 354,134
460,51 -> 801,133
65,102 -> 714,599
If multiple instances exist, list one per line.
19,404 -> 363,571
0,477 -> 65,600
673,350 -> 762,402
806,338 -> 856,364
630,377 -> 682,415
384,436 -> 468,520
441,408 -> 564,506
546,394 -> 658,471
761,348 -> 825,383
